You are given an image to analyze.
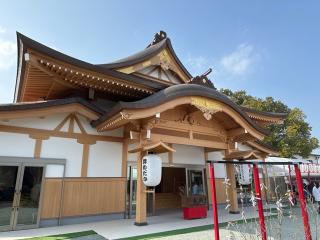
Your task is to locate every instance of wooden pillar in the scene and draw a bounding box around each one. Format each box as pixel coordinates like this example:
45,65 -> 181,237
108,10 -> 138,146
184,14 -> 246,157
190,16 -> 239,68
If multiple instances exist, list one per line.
29,133 -> 49,159
226,163 -> 239,213
122,139 -> 129,177
81,144 -> 90,177
135,150 -> 147,226
34,139 -> 43,159
225,142 -> 239,214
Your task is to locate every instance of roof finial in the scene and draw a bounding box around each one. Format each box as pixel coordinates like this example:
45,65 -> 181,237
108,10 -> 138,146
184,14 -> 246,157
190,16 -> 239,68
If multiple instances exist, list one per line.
148,31 -> 167,47
189,68 -> 216,89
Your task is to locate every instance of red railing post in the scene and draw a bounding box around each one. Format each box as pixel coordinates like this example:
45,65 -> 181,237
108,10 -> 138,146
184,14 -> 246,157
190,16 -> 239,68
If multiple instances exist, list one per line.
252,164 -> 267,240
209,162 -> 219,240
294,164 -> 312,240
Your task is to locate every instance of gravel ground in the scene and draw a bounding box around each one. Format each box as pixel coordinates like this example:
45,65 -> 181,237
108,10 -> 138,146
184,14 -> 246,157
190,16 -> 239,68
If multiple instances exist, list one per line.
150,229 -> 267,240
151,205 -> 320,240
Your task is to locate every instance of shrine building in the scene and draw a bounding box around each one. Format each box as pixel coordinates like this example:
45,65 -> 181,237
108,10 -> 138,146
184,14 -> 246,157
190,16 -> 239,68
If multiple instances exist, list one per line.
0,31 -> 286,230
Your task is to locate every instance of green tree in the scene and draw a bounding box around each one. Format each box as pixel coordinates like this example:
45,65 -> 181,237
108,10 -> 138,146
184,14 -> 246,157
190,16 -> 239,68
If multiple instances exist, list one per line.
220,88 -> 319,158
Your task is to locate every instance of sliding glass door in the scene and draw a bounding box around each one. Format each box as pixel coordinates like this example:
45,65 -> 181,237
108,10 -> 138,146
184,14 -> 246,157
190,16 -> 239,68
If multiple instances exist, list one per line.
0,163 -> 44,231
126,164 -> 155,218
0,164 -> 20,231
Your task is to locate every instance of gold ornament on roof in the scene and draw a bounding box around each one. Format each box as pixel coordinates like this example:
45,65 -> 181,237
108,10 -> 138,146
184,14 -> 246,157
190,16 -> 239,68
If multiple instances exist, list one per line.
190,97 -> 223,120
159,59 -> 170,71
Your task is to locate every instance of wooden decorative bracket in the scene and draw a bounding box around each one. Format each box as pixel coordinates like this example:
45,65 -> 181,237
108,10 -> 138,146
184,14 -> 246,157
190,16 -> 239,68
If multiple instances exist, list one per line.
128,141 -> 176,154
190,97 -> 223,120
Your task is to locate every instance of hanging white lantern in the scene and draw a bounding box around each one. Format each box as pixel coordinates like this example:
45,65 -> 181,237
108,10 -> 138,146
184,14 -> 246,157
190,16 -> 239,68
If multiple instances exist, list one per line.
142,154 -> 162,186
237,164 -> 251,185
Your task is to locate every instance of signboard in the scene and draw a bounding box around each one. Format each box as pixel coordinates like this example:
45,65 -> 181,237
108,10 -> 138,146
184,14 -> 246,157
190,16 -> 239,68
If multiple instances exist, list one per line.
142,154 -> 162,186
301,164 -> 320,174
237,164 -> 251,185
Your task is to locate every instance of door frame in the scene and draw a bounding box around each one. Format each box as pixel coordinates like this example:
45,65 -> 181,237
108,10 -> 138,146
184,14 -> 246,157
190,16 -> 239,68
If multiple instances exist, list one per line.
185,167 -> 207,197
0,162 -> 21,232
126,163 -> 137,219
0,156 -> 66,231
14,163 -> 46,231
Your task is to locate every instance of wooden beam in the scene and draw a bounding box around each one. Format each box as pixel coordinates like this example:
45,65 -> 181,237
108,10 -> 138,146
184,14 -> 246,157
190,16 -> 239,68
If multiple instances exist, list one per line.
0,124 -> 123,143
151,133 -> 228,149
54,114 -> 71,132
227,127 -> 246,138
128,141 -> 176,154
68,114 -> 75,133
29,56 -> 77,89
0,103 -> 100,121
74,114 -> 87,135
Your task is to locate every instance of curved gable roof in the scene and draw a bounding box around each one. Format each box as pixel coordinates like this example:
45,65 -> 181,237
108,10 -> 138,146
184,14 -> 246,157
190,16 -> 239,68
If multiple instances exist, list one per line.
15,32 -> 169,101
0,97 -> 105,120
92,84 -> 269,136
98,37 -> 193,79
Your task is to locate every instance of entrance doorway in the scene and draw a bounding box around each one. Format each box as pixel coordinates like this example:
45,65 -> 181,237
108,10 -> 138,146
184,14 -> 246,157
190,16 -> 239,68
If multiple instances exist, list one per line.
155,167 -> 186,210
126,165 -> 156,218
126,164 -> 207,218
0,163 -> 44,231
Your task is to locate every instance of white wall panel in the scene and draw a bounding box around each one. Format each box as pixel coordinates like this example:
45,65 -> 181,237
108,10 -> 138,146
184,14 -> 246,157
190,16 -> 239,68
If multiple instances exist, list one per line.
87,141 -> 122,177
45,164 -> 65,178
0,132 -> 34,158
0,114 -> 123,138
208,151 -> 226,178
41,137 -> 83,177
76,115 -> 123,137
0,113 -> 68,130
172,144 -> 205,165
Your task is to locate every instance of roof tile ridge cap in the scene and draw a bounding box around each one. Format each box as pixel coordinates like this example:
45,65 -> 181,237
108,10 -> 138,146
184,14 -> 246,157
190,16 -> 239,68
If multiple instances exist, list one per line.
99,38 -> 168,68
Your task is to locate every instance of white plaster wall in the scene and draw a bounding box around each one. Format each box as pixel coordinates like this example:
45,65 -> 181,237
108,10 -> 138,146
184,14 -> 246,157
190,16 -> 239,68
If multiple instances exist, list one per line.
0,114 -> 123,138
87,141 -> 122,177
172,144 -> 205,165
0,132 -> 34,158
76,115 -> 123,137
207,151 -> 227,178
0,113 -> 68,130
41,137 -> 83,177
45,165 -> 65,178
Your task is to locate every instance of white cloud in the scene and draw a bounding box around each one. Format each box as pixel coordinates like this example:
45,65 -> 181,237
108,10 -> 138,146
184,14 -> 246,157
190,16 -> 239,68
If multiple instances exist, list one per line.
0,26 -> 6,34
187,55 -> 209,73
220,44 -> 258,76
0,38 -> 16,70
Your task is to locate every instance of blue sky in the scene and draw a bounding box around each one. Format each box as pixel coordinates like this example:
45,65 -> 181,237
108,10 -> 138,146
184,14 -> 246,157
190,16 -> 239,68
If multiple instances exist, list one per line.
0,1 -> 319,150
